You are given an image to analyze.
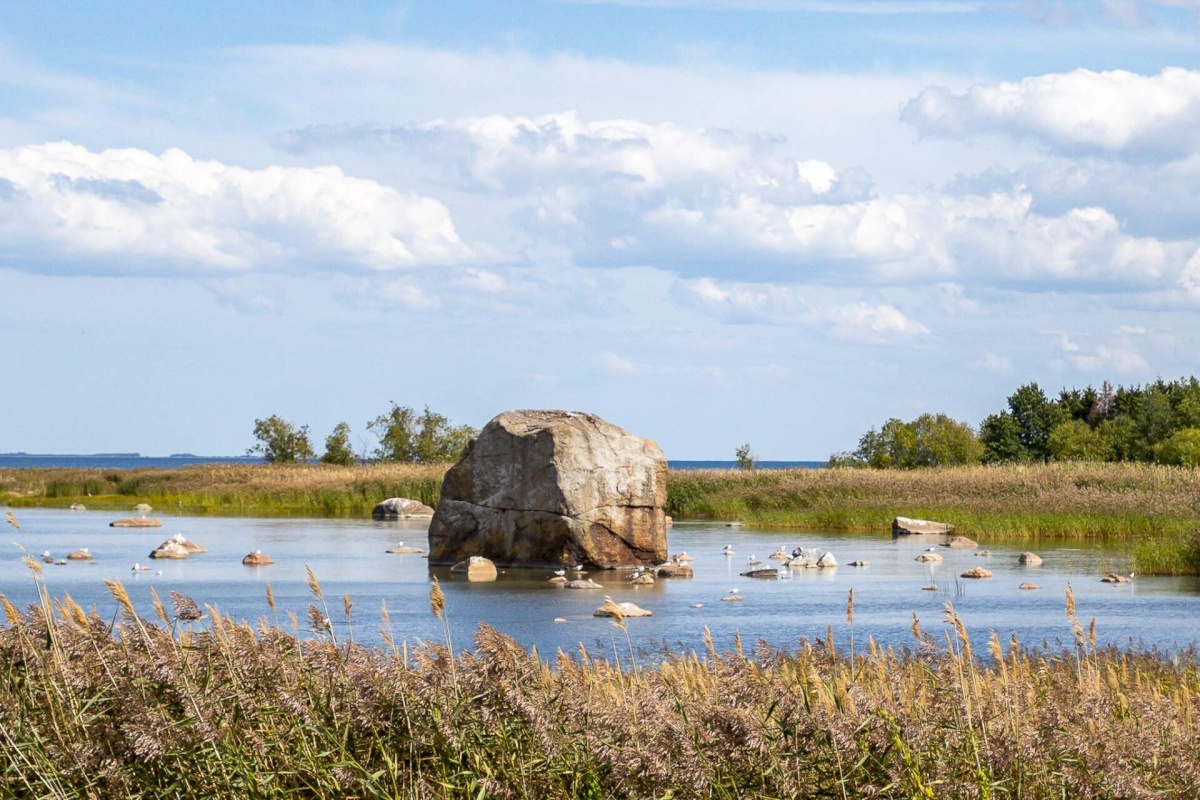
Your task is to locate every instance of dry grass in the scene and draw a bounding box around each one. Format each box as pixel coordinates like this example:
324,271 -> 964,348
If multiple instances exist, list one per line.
0,462 -> 450,516
2,579 -> 1200,799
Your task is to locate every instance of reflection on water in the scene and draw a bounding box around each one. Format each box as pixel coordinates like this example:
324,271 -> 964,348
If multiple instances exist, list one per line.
4,508 -> 1198,657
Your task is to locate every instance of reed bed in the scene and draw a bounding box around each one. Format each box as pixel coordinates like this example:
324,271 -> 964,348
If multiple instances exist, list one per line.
3,574 -> 1200,799
0,462 -> 449,517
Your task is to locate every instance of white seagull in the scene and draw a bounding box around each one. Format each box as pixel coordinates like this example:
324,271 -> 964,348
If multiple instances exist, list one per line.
553,569 -> 566,577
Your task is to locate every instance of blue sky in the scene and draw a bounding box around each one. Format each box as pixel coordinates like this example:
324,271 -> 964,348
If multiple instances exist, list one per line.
3,1 -> 1200,458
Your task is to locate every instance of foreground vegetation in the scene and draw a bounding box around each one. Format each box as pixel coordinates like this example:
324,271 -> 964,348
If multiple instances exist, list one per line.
3,461 -> 1198,572
3,574 -> 1200,799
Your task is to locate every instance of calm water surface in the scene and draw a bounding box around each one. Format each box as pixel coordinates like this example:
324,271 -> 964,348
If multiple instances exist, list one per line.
4,508 -> 1198,657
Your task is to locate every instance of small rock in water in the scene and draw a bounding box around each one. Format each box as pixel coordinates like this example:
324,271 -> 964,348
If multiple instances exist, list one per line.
691,603 -> 704,608
915,552 -> 943,563
67,549 -> 93,561
69,503 -> 86,511
1018,552 -> 1043,566
134,503 -> 152,513
450,556 -> 498,582
942,536 -> 977,549
594,601 -> 652,618
629,573 -> 655,585
921,584 -> 937,591
1019,582 -> 1040,590
565,578 -> 604,590
242,551 -> 274,566
720,593 -> 743,602
387,544 -> 425,554
740,567 -> 779,579
671,552 -> 694,564
549,575 -> 568,583
848,560 -> 870,567
816,552 -> 838,568
553,617 -> 567,623
960,567 -> 993,579
656,561 -> 694,579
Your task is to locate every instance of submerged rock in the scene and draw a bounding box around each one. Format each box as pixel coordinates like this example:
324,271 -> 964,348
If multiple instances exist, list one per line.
242,551 -> 274,566
428,410 -> 668,569
594,601 -> 652,618
720,591 -> 743,602
915,552 -> 943,563
848,560 -> 870,567
372,498 -> 435,520
386,543 -> 425,554
1019,582 -> 1040,590
1018,552 -> 1044,566
942,536 -> 977,550
566,578 -> 604,590
111,517 -> 162,528
961,567 -> 993,579
67,548 -> 93,560
450,556 -> 498,582
1102,572 -> 1134,584
893,516 -> 955,536
740,567 -> 780,579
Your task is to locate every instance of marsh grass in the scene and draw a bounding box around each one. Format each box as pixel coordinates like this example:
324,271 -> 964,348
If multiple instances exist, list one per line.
669,462 -> 1200,573
3,574 -> 1200,798
4,461 -> 1199,571
0,462 -> 448,517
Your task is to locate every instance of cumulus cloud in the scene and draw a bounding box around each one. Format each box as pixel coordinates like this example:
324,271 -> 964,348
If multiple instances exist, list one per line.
671,277 -> 930,343
285,111 -> 1199,292
0,141 -> 472,276
903,68 -> 1200,160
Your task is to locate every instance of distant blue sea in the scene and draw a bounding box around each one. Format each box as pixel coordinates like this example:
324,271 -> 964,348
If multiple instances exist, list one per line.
0,454 -> 263,469
0,454 -> 825,470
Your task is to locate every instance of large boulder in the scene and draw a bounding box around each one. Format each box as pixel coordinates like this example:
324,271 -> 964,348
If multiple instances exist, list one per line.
372,498 -> 435,520
428,410 -> 668,568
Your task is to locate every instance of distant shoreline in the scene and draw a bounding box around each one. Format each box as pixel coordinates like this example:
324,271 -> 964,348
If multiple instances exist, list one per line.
0,454 -> 826,470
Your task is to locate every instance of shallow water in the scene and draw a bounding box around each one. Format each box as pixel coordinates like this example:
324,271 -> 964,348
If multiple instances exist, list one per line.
4,508 -> 1198,657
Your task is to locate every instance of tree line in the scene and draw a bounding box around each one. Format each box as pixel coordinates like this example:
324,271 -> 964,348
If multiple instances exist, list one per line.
248,403 -> 477,465
831,377 -> 1200,469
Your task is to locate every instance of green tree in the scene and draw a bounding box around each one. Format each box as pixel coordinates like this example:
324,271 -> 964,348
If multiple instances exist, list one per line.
846,414 -> 980,469
369,403 -> 419,462
1006,382 -> 1067,462
1047,419 -> 1112,462
320,421 -> 356,466
368,403 -> 476,463
1154,428 -> 1200,467
248,415 -> 314,463
980,412 -> 1025,463
911,413 -> 984,466
734,443 -> 756,470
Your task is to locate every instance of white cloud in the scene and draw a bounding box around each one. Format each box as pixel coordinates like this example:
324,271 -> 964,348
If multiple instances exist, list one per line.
0,141 -> 472,276
813,301 -> 931,343
903,68 -> 1200,160
977,353 -> 1014,374
596,351 -> 645,374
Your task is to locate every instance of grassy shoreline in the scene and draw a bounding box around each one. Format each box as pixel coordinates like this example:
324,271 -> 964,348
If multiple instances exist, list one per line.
3,461 -> 1198,572
3,580 -> 1200,798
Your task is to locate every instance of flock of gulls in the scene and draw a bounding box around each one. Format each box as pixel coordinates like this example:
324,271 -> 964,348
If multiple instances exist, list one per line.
538,536 -> 1138,620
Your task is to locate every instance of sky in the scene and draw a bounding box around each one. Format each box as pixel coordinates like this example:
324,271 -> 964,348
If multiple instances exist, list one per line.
3,0 -> 1200,459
